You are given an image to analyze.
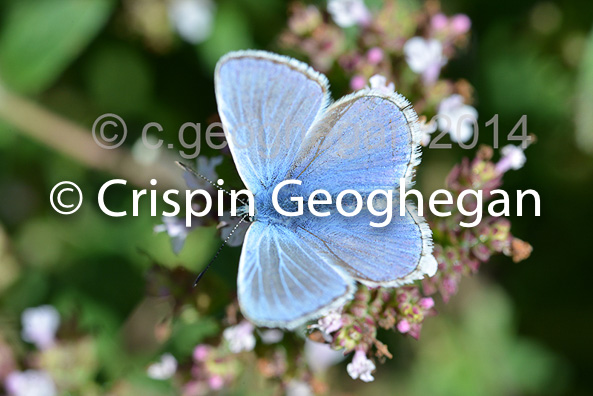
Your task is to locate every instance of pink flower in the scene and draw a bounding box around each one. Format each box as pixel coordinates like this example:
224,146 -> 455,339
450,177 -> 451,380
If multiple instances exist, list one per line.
451,14 -> 471,35
315,309 -> 344,337
193,344 -> 210,361
350,75 -> 366,90
208,375 -> 224,390
419,297 -> 435,310
366,47 -> 384,64
346,350 -> 375,382
431,13 -> 449,31
397,319 -> 411,334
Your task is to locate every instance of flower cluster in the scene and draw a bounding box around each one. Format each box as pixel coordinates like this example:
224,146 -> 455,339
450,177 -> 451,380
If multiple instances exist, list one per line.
423,145 -> 532,301
280,0 -> 477,146
3,306 -> 60,396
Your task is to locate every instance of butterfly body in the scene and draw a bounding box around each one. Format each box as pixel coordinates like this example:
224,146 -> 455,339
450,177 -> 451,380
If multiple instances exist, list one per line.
214,50 -> 437,329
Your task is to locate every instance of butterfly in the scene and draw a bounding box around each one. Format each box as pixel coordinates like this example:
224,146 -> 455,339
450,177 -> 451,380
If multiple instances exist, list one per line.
214,50 -> 437,329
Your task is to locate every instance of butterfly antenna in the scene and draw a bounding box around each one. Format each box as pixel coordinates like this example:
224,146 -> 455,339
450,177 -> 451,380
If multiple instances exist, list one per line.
193,214 -> 249,287
176,161 -> 248,207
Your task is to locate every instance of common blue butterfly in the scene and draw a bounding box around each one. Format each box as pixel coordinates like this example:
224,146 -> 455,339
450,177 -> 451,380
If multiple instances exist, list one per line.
215,50 -> 436,329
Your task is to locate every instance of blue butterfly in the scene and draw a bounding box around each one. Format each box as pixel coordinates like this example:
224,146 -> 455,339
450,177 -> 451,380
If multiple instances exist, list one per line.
215,50 -> 436,329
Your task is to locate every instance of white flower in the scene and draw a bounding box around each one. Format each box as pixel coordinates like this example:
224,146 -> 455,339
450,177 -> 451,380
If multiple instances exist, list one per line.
311,309 -> 343,339
286,380 -> 313,396
5,370 -> 57,396
419,117 -> 438,146
223,321 -> 256,353
346,350 -> 375,382
168,0 -> 215,44
437,94 -> 478,143
147,353 -> 178,380
496,145 -> 526,173
259,329 -> 284,344
403,37 -> 447,84
327,0 -> 371,28
368,74 -> 395,95
21,305 -> 60,350
304,339 -> 345,373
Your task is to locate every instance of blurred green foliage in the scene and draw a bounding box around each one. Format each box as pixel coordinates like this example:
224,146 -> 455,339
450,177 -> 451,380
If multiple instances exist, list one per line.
576,28 -> 593,154
0,0 -> 115,94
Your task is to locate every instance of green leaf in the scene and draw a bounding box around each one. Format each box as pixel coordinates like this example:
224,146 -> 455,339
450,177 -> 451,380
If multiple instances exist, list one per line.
0,0 -> 114,94
576,28 -> 593,155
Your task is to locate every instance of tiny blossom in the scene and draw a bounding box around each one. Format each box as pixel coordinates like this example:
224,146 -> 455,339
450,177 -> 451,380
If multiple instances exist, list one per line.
313,309 -> 344,337
193,344 -> 211,361
350,75 -> 366,90
223,320 -> 256,353
396,319 -> 411,334
437,94 -> 478,143
5,370 -> 57,396
419,117 -> 438,146
286,380 -> 313,396
21,305 -> 60,350
451,14 -> 472,35
346,349 -> 375,382
168,0 -> 215,44
403,37 -> 447,84
304,339 -> 345,372
327,0 -> 371,28
419,297 -> 435,309
147,353 -> 178,380
431,13 -> 449,31
496,145 -> 527,173
260,329 -> 284,344
208,375 -> 224,390
368,74 -> 395,95
366,47 -> 384,64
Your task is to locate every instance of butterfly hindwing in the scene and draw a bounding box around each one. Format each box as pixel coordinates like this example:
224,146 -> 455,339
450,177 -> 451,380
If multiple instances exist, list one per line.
297,203 -> 437,287
237,222 -> 354,329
